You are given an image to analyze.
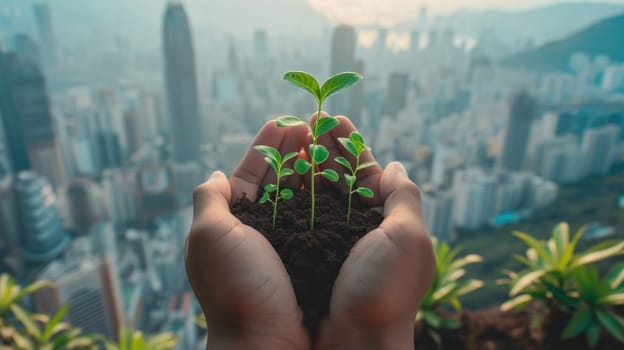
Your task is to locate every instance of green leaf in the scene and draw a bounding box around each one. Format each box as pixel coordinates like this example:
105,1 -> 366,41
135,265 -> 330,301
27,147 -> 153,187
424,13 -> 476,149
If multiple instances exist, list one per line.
281,168 -> 294,177
283,71 -> 321,101
349,131 -> 364,145
606,264 -> 624,290
501,294 -> 532,311
586,323 -> 600,348
321,169 -> 339,182
421,310 -> 442,328
355,187 -> 374,198
11,304 -> 40,338
510,270 -> 546,296
280,188 -> 294,200
344,174 -> 356,187
254,145 -> 281,163
294,158 -> 311,174
513,231 -> 552,266
562,309 -> 593,339
560,225 -> 586,270
319,72 -> 363,103
357,161 -> 377,171
311,145 -> 329,164
334,157 -> 353,172
264,157 -> 278,172
573,241 -> 624,268
596,310 -> 624,343
314,116 -> 340,137
259,192 -> 270,204
282,152 -> 299,164
264,184 -> 277,193
275,115 -> 309,128
338,137 -> 358,157
42,304 -> 69,342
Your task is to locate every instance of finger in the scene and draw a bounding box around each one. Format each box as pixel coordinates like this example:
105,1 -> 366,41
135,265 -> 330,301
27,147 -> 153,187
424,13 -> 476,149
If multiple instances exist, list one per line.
192,171 -> 239,232
379,162 -> 430,249
231,120 -> 288,202
272,123 -> 309,190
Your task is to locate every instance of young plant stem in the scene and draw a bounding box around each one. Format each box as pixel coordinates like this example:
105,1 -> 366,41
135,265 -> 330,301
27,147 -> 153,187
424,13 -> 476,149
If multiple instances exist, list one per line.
309,103 -> 322,231
347,153 -> 361,224
272,175 -> 281,229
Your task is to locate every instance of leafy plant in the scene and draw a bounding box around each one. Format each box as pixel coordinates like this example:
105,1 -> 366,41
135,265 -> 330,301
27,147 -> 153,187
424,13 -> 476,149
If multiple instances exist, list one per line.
10,304 -> 99,350
500,222 -> 624,311
416,239 -> 483,349
275,71 -> 363,230
253,145 -> 297,229
334,131 -> 376,223
105,327 -> 177,350
558,264 -> 624,348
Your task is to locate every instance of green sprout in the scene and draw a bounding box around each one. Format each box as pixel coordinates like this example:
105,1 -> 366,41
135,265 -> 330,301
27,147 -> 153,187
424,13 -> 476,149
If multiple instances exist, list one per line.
275,71 -> 363,230
334,131 -> 376,223
254,145 -> 297,229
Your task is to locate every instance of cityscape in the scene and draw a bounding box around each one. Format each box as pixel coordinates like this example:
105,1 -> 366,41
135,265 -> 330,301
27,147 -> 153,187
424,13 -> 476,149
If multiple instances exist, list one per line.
1,0 -> 624,348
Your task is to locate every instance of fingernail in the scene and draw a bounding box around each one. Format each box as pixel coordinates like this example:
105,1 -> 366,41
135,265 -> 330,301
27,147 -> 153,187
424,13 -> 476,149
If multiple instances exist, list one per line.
390,162 -> 408,176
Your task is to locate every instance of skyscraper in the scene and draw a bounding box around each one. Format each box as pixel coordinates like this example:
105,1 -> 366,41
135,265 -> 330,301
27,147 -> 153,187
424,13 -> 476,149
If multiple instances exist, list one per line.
162,3 -> 202,163
384,72 -> 409,118
14,171 -> 70,264
581,124 -> 620,176
0,50 -> 66,186
329,25 -> 356,115
32,4 -> 57,69
498,91 -> 536,172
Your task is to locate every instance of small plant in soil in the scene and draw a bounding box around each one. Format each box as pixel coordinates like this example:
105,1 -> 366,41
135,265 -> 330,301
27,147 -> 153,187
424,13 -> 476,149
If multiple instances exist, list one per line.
415,239 -> 484,348
334,131 -> 376,223
253,145 -> 297,229
275,70 -> 363,230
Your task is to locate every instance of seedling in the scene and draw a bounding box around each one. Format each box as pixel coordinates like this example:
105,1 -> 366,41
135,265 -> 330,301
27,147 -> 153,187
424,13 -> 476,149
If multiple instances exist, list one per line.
334,132 -> 376,223
254,145 -> 297,229
276,71 -> 363,230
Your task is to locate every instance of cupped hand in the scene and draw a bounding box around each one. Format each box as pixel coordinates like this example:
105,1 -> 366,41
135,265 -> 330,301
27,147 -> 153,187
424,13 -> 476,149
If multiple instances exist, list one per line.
185,121 -> 310,350
312,115 -> 437,350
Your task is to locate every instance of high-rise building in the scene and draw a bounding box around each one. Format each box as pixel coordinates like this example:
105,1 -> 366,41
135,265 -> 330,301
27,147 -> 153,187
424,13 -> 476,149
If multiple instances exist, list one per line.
422,189 -> 454,240
0,51 -> 66,186
329,25 -> 356,115
32,4 -> 57,69
0,176 -> 19,253
498,91 -> 536,172
384,72 -> 409,118
11,34 -> 40,66
66,177 -> 107,236
162,3 -> 202,163
34,256 -> 123,340
102,168 -> 138,225
453,168 -> 497,229
349,59 -> 365,126
581,125 -> 620,176
14,171 -> 70,264
253,29 -> 269,63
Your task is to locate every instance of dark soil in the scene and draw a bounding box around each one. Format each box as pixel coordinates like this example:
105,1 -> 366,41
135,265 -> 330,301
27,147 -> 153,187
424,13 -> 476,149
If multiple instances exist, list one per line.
414,303 -> 622,349
231,187 -> 383,337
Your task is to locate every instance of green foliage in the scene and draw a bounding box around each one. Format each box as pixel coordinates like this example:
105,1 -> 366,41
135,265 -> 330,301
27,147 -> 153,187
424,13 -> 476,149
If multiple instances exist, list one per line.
501,222 -> 624,311
277,71 -> 363,230
334,132 -> 376,223
557,264 -> 624,347
254,145 -> 298,229
416,239 -> 484,349
105,327 -> 177,350
501,222 -> 624,347
0,274 -> 50,317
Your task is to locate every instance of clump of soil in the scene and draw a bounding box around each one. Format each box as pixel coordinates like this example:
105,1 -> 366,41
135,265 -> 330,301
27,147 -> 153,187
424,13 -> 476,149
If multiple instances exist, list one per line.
414,303 -> 621,349
231,187 -> 383,337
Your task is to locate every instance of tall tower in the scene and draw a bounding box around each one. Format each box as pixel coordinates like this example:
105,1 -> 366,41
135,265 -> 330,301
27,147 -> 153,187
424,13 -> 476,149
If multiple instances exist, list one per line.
162,3 -> 202,163
0,52 -> 66,186
32,4 -> 57,69
498,91 -> 536,172
329,25 -> 356,116
14,171 -> 70,264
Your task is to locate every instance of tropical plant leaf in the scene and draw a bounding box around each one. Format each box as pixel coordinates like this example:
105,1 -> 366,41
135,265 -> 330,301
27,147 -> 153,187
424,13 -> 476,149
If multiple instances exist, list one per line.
283,71 -> 320,101
586,323 -> 601,348
596,310 -> 624,343
319,72 -> 363,102
573,241 -> 624,268
11,304 -> 40,339
562,309 -> 593,339
42,304 -> 69,343
510,270 -> 546,296
513,231 -> 552,266
606,264 -> 624,290
501,294 -> 533,311
275,115 -> 309,128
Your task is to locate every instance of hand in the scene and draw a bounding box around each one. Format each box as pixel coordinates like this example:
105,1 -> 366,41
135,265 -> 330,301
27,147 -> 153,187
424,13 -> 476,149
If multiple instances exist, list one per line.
185,121 -> 310,350
313,116 -> 436,350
